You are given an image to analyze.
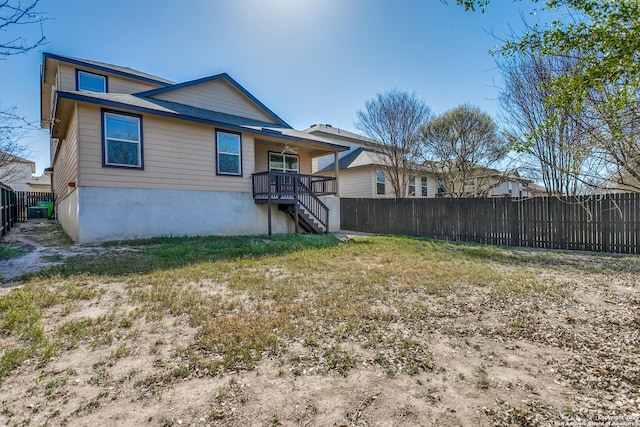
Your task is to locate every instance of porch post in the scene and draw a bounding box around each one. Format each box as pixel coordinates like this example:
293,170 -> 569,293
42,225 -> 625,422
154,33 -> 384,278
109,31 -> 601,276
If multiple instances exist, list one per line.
294,177 -> 299,234
334,151 -> 340,196
267,173 -> 272,236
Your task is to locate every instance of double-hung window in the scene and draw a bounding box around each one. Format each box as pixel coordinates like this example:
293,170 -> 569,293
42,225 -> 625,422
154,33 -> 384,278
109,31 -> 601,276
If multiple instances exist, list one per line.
376,170 -> 385,196
77,70 -> 107,92
409,176 -> 416,196
216,130 -> 242,176
421,177 -> 429,197
102,111 -> 143,169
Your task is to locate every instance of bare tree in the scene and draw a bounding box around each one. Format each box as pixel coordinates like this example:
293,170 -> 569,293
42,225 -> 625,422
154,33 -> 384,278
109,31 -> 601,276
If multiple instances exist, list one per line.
420,104 -> 510,197
0,0 -> 46,58
499,54 -> 594,196
355,89 -> 431,197
0,0 -> 46,184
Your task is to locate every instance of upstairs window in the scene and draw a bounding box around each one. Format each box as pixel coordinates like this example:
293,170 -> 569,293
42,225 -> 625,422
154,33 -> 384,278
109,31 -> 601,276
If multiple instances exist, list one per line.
409,176 -> 416,196
376,170 -> 385,196
421,177 -> 429,197
216,130 -> 242,176
77,70 -> 107,92
103,111 -> 143,169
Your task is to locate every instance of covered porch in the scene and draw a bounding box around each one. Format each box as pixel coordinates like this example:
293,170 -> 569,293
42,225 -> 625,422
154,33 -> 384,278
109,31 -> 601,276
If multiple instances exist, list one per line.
251,133 -> 346,235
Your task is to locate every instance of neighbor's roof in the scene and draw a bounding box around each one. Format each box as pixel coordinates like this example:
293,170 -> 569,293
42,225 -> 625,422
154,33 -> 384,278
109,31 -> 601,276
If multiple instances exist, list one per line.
317,147 -> 388,173
304,124 -> 382,147
54,91 -> 349,151
43,53 -> 175,86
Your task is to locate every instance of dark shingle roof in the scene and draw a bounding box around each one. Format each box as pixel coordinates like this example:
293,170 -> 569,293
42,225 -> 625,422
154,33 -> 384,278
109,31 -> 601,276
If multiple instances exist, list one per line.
317,147 -> 387,173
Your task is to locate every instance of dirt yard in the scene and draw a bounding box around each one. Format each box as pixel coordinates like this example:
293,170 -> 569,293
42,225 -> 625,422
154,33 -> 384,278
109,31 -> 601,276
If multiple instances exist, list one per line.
0,222 -> 639,426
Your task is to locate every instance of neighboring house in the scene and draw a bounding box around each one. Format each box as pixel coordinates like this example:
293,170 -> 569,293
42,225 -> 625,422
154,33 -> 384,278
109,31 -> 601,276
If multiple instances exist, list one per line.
452,168 -> 542,198
41,54 -> 348,243
0,153 -> 35,191
29,174 -> 52,193
306,124 -> 437,198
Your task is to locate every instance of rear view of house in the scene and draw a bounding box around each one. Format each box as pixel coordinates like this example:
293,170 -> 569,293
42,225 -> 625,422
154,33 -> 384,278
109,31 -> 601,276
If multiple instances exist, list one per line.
41,54 -> 346,243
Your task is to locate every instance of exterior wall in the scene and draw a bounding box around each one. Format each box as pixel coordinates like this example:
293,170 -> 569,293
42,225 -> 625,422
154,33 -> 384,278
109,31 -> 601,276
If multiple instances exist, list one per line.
254,142 -> 313,175
319,196 -> 341,232
338,169 -> 374,198
57,187 -> 79,242
74,187 -> 297,243
151,80 -> 277,124
76,104 -> 256,192
57,64 -> 163,94
53,105 -> 79,202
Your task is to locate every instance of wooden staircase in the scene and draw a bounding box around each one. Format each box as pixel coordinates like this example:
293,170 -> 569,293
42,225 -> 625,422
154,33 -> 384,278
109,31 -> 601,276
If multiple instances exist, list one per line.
252,171 -> 335,235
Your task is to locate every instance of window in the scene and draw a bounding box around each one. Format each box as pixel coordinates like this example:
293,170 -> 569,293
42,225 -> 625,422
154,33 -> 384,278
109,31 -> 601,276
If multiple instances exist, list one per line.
437,180 -> 444,195
421,177 -> 429,197
409,176 -> 416,196
77,70 -> 107,92
216,130 -> 242,176
508,181 -> 513,195
269,152 -> 299,174
102,111 -> 142,168
376,170 -> 385,195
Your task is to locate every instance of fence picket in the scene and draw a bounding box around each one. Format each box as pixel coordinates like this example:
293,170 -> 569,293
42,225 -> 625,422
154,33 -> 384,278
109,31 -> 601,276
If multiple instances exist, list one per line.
340,194 -> 640,254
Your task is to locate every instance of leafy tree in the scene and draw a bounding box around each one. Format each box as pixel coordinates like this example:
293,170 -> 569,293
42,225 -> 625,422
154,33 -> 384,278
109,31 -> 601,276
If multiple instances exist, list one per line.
420,104 -> 510,197
355,89 -> 431,197
451,0 -> 640,148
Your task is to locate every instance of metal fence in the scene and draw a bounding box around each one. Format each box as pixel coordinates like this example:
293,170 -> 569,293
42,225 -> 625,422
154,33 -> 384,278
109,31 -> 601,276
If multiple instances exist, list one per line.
16,191 -> 55,222
340,193 -> 640,254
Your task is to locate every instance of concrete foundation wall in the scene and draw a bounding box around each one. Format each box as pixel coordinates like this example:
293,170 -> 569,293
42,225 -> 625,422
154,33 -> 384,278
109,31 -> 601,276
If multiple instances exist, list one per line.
57,189 -> 79,242
74,187 -> 339,243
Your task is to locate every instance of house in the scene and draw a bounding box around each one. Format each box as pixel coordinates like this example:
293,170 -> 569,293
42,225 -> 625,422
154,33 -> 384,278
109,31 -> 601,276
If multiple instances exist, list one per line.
306,124 -> 437,198
0,153 -> 36,191
306,125 -> 544,199
41,54 -> 348,243
29,174 -> 52,193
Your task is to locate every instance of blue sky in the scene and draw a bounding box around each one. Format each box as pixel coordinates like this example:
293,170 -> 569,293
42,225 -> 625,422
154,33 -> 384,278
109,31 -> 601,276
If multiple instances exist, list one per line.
0,0 -> 544,175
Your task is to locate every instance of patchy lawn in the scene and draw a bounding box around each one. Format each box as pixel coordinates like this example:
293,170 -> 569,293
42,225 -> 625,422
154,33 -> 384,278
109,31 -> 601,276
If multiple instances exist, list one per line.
0,230 -> 639,426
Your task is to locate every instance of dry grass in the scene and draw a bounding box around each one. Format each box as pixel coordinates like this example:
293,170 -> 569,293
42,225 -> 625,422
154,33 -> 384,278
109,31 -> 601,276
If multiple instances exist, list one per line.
1,233 -> 639,425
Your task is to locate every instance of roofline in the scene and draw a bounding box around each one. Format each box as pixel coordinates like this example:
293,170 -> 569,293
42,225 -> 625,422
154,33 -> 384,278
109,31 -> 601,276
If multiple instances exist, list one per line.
55,92 -> 347,151
43,53 -> 173,87
135,73 -> 291,128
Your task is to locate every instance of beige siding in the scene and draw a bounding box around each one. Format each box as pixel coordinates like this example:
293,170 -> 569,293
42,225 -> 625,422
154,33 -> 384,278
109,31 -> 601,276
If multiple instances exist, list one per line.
254,142 -> 312,175
58,64 -> 164,93
77,105 -> 256,192
338,169 -> 374,198
53,104 -> 79,202
151,80 -> 278,124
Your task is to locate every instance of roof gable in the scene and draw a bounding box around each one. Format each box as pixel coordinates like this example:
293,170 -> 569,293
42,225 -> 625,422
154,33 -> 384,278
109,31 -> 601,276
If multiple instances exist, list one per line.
137,74 -> 290,128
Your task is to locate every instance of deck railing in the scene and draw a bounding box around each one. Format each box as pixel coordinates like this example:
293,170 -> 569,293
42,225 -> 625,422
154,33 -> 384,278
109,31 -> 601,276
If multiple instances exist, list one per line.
251,171 -> 336,233
252,172 -> 336,199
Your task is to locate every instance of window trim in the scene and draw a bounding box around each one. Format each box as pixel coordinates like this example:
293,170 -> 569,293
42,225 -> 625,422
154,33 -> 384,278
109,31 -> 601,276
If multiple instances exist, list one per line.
409,176 -> 416,197
421,176 -> 429,197
268,151 -> 299,174
376,170 -> 385,196
215,129 -> 243,176
76,69 -> 108,93
101,109 -> 143,169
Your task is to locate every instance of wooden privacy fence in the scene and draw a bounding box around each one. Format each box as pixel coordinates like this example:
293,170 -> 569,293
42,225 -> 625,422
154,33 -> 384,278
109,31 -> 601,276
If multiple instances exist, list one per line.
1,183 -> 17,236
15,191 -> 55,222
341,193 -> 640,254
